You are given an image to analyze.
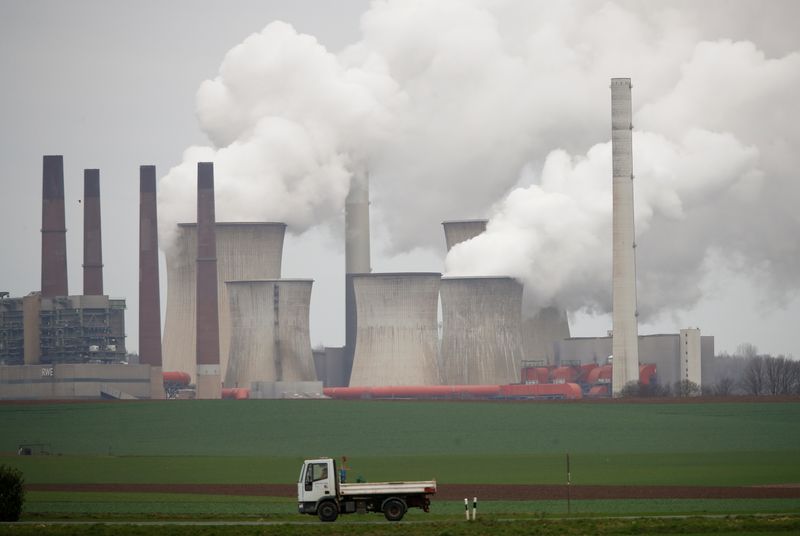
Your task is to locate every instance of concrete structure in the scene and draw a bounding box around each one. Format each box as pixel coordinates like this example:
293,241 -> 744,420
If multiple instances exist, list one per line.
82,169 -> 103,296
522,307 -> 571,365
440,276 -> 524,385
195,162 -> 222,399
138,165 -> 165,399
345,167 -> 372,386
442,220 -> 487,252
0,363 -> 151,400
41,155 -> 68,298
225,279 -> 316,388
610,77 -> 639,395
440,220 -> 569,365
313,346 -> 348,387
349,273 -> 441,386
554,332 -> 714,389
162,221 -> 286,383
680,328 -> 702,388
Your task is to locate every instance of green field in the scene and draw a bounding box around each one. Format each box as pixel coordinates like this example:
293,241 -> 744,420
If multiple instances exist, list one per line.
1,398 -> 799,530
2,399 -> 799,485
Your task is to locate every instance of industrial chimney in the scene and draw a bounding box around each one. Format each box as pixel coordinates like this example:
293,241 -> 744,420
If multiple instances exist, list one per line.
82,169 -> 103,295
610,78 -> 640,395
41,155 -> 68,297
344,166 -> 371,385
195,162 -> 222,399
139,165 -> 165,399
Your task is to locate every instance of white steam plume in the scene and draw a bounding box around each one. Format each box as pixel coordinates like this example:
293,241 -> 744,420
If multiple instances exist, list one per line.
158,0 -> 800,321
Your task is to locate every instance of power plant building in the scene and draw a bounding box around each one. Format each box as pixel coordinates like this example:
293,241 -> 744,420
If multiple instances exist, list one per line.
440,276 -> 524,385
349,273 -> 440,386
554,332 -> 711,389
162,221 -> 286,382
225,279 -> 317,388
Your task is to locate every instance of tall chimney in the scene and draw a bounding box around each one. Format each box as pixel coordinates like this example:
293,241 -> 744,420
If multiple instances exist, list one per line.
82,169 -> 103,295
139,165 -> 165,399
195,162 -> 222,399
610,78 -> 640,395
344,166 -> 371,386
41,155 -> 68,297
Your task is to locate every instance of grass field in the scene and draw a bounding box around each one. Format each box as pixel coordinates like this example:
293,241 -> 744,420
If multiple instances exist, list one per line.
1,398 -> 799,532
2,399 -> 799,486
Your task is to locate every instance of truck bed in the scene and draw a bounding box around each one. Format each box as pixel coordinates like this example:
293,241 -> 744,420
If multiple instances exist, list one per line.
340,480 -> 437,496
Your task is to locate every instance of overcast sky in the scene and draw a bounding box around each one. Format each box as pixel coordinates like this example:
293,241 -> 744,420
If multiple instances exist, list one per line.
1,0 -> 798,360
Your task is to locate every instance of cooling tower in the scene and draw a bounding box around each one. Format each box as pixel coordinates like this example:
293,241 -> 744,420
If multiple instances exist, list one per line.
162,222 -> 286,384
138,165 -> 165,399
82,169 -> 103,295
610,77 -> 640,395
344,167 -> 372,385
522,307 -> 571,365
440,276 -> 524,385
225,279 -> 316,388
195,162 -> 222,399
349,273 -> 440,386
442,219 -> 487,252
41,155 -> 68,297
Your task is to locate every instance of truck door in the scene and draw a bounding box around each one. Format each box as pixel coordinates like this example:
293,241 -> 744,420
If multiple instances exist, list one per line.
301,461 -> 334,504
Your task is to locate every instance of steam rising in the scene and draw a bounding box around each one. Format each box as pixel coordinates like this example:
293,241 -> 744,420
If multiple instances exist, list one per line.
159,0 -> 800,321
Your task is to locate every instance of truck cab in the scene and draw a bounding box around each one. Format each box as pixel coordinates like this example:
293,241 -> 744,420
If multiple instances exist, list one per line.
297,457 -> 436,522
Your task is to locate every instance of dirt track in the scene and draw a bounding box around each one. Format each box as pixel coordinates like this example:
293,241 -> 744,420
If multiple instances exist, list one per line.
27,483 -> 800,500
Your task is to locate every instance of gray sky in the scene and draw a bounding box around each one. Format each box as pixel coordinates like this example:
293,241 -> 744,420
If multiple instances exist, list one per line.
1,0 -> 798,360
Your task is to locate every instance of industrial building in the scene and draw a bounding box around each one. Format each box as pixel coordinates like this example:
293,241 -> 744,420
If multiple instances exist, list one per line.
225,279 -> 317,388
439,276 -> 524,385
349,273 -> 441,386
3,77 -> 722,401
554,330 -> 711,388
161,221 -> 286,384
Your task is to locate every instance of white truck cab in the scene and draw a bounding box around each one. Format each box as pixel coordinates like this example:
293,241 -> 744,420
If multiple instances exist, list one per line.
297,457 -> 436,522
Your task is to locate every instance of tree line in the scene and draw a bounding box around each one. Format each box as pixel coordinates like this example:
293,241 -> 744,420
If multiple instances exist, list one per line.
621,343 -> 799,398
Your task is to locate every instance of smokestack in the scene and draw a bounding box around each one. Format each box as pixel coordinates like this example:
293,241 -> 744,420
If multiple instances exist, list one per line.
344,167 -> 371,386
195,162 -> 222,399
139,165 -> 165,399
41,155 -> 68,297
82,169 -> 103,295
610,78 -> 640,395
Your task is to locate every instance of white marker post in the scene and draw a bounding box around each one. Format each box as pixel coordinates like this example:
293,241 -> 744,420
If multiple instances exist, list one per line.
472,496 -> 477,520
464,498 -> 469,520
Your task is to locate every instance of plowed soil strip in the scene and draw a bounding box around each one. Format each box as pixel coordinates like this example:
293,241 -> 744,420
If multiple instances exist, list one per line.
27,483 -> 800,500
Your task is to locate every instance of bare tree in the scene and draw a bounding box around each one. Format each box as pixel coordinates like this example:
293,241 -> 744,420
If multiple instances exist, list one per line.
709,376 -> 736,396
741,356 -> 764,395
674,379 -> 701,397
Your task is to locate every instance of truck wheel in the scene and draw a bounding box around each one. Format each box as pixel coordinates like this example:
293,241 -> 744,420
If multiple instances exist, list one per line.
383,498 -> 406,522
318,501 -> 338,522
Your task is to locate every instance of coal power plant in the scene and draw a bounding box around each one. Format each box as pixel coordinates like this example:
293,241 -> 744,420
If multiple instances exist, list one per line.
2,78 -> 714,401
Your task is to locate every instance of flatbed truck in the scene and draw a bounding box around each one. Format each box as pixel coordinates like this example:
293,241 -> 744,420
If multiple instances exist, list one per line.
297,457 -> 436,522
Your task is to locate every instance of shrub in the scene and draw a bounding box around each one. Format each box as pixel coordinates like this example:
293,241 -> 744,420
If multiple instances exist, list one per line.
0,465 -> 25,521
